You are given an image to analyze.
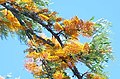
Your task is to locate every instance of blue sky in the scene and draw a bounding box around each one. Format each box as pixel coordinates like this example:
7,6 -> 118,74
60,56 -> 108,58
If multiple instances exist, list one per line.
0,0 -> 120,79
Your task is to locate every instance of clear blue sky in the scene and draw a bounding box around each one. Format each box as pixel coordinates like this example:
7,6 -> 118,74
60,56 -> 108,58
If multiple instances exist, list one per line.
0,0 -> 120,79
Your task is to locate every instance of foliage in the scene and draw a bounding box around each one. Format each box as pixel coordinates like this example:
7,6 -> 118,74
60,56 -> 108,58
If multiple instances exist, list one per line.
0,0 -> 112,79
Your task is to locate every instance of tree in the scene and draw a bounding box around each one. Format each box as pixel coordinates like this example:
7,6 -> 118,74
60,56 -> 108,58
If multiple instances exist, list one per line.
0,0 -> 112,79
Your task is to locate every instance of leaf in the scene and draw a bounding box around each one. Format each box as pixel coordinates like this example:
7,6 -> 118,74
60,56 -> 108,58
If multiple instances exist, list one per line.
89,16 -> 95,21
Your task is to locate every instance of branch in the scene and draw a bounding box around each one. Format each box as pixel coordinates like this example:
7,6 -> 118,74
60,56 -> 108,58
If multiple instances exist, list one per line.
1,2 -> 63,47
63,59 -> 82,79
22,11 -> 63,47
74,66 -> 82,79
25,29 -> 55,46
1,3 -> 54,46
81,70 -> 89,78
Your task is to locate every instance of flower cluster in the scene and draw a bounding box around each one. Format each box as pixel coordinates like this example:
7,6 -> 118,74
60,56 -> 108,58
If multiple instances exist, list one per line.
0,9 -> 24,31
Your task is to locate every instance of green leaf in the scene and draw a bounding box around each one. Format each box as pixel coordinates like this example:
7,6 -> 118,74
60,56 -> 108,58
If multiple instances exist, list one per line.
89,16 -> 95,21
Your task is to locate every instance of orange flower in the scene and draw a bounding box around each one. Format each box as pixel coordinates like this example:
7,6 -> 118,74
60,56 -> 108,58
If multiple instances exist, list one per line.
63,18 -> 80,37
51,36 -> 61,49
63,40 -> 84,54
55,49 -> 66,57
39,14 -> 49,21
53,71 -> 64,79
81,21 -> 94,37
40,52 -> 50,59
47,56 -> 59,61
63,20 -> 70,26
0,9 -> 24,31
83,43 -> 90,53
49,11 -> 57,17
87,73 -> 106,79
25,63 -> 43,76
60,61 -> 68,69
24,62 -> 37,72
21,0 -> 32,3
55,17 -> 63,22
26,51 -> 40,59
54,22 -> 63,31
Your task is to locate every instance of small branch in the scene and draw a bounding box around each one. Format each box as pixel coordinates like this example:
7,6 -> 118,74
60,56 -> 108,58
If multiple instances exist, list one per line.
73,66 -> 82,79
68,65 -> 82,79
25,29 -> 55,46
63,59 -> 82,79
81,70 -> 89,78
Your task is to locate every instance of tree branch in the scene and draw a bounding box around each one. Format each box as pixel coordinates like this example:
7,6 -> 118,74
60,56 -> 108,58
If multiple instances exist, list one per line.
1,3 -> 54,46
69,65 -> 82,79
1,2 -> 63,47
63,59 -> 82,79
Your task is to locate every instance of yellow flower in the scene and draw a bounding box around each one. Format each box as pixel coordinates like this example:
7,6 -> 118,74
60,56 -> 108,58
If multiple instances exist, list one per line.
21,0 -> 33,3
33,66 -> 43,76
24,62 -> 37,72
71,16 -> 80,25
47,56 -> 59,61
83,43 -> 90,54
63,19 -> 79,37
40,52 -> 50,59
93,74 -> 106,79
63,40 -> 84,54
26,51 -> 40,59
53,71 -> 64,79
60,61 -> 68,69
55,49 -> 66,57
82,21 -> 94,37
87,73 -> 106,79
54,22 -> 63,31
49,11 -> 57,17
55,17 -> 63,22
25,62 -> 43,76
24,2 -> 39,12
39,14 -> 49,21
1,9 -> 24,31
63,20 -> 70,26
51,37 -> 61,49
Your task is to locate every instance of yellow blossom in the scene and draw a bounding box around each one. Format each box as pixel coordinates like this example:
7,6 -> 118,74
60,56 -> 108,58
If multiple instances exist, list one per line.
63,20 -> 70,26
55,17 -> 63,22
51,37 -> 61,49
24,2 -> 39,12
53,71 -> 64,79
40,52 -> 50,59
55,49 -> 66,57
21,0 -> 32,3
83,43 -> 90,54
63,40 -> 84,54
47,56 -> 59,61
63,19 -> 79,37
25,63 -> 43,76
54,22 -> 63,31
60,61 -> 68,69
26,51 -> 40,59
1,9 -> 24,31
49,11 -> 57,17
39,14 -> 49,21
